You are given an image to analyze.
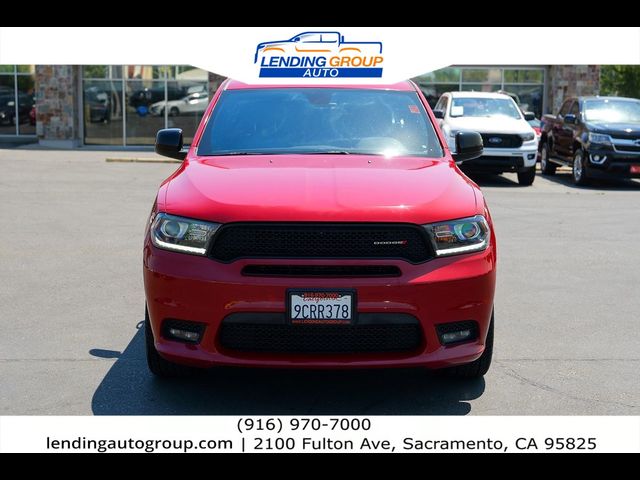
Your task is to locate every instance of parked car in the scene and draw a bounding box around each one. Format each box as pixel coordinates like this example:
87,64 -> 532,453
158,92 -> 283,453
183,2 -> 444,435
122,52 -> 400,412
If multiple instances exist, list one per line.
0,93 -> 33,126
144,80 -> 496,379
529,118 -> 542,159
528,118 -> 541,138
150,91 -> 209,117
540,96 -> 640,185
129,85 -> 185,109
434,92 -> 539,185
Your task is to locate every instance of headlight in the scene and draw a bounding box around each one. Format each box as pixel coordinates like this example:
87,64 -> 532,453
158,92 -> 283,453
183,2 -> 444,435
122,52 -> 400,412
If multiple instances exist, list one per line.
423,215 -> 490,257
588,133 -> 613,145
519,132 -> 535,142
151,213 -> 220,255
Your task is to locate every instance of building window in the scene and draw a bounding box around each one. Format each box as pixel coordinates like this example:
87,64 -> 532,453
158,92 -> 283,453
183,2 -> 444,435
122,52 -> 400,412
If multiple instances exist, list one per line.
82,66 -> 209,146
414,66 -> 546,119
0,65 -> 36,137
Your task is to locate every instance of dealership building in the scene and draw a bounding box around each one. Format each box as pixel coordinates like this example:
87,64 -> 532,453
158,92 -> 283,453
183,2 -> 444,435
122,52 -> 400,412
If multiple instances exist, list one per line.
0,65 -> 600,148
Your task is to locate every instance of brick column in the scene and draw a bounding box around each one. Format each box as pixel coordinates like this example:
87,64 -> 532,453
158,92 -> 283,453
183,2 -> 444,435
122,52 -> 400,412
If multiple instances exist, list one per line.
547,65 -> 600,115
35,65 -> 81,148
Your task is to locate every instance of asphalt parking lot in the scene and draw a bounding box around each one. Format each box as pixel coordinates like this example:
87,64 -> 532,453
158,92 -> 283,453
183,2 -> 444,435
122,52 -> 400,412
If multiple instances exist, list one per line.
1,148 -> 639,415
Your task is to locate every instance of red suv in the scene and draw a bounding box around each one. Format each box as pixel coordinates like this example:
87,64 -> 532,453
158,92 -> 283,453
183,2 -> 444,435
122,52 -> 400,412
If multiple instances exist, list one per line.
144,80 -> 496,378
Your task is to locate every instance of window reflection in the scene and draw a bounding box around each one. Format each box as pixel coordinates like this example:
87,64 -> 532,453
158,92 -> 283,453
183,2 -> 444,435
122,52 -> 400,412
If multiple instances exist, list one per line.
168,92 -> 208,144
83,80 -> 124,145
82,65 -> 211,145
416,82 -> 458,108
503,69 -> 544,84
461,83 -> 502,93
0,75 -> 15,135
501,85 -> 544,118
125,79 -> 166,145
461,68 -> 502,83
17,74 -> 36,135
413,67 -> 545,118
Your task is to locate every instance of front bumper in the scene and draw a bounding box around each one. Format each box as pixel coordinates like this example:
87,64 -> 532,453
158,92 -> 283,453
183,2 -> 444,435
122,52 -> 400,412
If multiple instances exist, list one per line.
585,146 -> 640,178
460,146 -> 538,173
143,241 -> 496,369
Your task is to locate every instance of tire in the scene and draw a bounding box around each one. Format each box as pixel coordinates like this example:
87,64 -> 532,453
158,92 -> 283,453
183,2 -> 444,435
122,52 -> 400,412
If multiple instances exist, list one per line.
540,142 -> 557,175
169,107 -> 180,117
442,312 -> 494,379
145,306 -> 196,378
572,149 -> 589,186
517,166 -> 536,186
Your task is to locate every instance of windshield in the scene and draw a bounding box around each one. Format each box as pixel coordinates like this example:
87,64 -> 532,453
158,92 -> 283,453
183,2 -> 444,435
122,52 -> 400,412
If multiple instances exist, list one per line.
450,97 -> 522,120
197,88 -> 443,157
584,99 -> 640,123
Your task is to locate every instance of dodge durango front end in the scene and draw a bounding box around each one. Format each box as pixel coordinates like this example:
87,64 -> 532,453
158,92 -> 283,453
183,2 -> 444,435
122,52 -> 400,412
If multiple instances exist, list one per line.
143,80 -> 497,379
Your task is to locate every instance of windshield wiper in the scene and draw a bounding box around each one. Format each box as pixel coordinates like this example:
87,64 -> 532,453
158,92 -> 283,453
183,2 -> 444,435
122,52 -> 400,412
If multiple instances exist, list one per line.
305,150 -> 352,155
212,151 -> 272,156
210,150 -> 356,156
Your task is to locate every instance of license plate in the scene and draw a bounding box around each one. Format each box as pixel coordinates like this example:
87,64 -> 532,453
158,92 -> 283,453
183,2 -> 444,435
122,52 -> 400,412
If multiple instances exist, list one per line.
631,165 -> 640,174
288,290 -> 355,325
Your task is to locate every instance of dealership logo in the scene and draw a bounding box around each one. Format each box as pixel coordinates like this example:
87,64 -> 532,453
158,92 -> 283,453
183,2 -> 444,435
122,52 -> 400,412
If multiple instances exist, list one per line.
488,137 -> 503,144
255,31 -> 384,79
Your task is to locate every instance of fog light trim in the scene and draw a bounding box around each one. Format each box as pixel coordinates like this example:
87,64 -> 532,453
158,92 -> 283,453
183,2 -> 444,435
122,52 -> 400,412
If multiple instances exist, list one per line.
436,321 -> 479,346
162,319 -> 206,344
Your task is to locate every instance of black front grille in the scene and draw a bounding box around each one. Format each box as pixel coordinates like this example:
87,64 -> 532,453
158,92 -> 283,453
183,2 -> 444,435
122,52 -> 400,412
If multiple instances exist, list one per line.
219,323 -> 422,354
242,265 -> 401,277
614,143 -> 640,153
480,133 -> 523,149
209,224 -> 432,263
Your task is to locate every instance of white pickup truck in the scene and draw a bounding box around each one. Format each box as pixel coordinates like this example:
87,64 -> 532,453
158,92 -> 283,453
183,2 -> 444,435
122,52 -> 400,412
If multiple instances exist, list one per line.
434,91 -> 539,185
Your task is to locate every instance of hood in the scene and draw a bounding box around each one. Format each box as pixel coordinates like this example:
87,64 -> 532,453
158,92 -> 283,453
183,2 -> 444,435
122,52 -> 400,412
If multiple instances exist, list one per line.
448,116 -> 532,134
162,155 -> 478,224
587,122 -> 640,138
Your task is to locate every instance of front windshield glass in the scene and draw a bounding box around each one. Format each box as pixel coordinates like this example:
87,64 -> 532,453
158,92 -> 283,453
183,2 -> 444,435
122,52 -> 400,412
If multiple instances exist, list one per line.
197,88 -> 443,157
584,99 -> 640,123
450,97 -> 522,120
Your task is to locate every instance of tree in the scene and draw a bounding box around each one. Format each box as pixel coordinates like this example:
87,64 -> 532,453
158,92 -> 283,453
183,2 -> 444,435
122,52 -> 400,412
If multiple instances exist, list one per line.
600,66 -> 640,98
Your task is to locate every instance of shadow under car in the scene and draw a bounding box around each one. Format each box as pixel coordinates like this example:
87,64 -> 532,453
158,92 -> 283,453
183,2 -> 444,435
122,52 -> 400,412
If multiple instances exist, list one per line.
91,322 -> 485,416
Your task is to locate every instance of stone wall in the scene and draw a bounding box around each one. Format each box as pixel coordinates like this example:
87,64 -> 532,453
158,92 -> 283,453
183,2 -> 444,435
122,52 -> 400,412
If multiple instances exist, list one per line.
547,65 -> 600,114
35,65 -> 81,147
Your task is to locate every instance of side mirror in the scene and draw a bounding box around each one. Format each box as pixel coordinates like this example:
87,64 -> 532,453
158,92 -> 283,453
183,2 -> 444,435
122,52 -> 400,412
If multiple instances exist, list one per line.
453,131 -> 483,164
563,114 -> 577,125
155,128 -> 187,161
433,109 -> 445,119
524,111 -> 536,121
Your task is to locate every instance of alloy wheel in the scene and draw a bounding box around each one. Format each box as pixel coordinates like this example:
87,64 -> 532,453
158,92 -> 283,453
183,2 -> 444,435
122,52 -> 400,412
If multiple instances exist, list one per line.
573,151 -> 583,182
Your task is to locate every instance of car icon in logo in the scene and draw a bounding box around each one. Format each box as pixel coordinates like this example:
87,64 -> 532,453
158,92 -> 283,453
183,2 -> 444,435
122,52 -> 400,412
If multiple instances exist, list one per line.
488,137 -> 503,145
255,31 -> 384,79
